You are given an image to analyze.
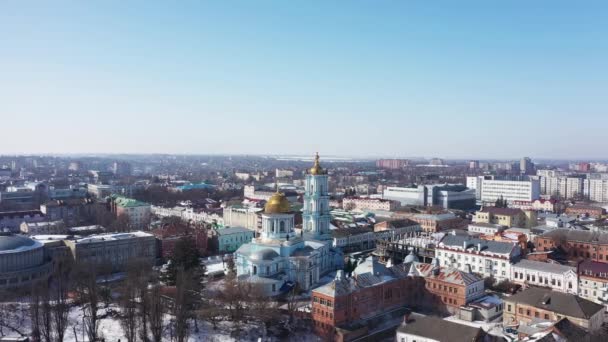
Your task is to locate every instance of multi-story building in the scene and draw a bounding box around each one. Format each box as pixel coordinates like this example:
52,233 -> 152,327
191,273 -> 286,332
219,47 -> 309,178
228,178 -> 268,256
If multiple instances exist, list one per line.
311,256 -> 483,339
509,199 -> 559,212
0,210 -> 46,233
437,233 -> 522,280
110,195 -> 151,230
150,224 -> 208,258
538,175 -> 585,199
275,169 -> 294,178
409,260 -> 485,312
474,207 -> 536,228
383,184 -> 475,210
222,205 -> 262,231
565,204 -> 606,218
40,198 -> 102,227
520,157 -> 535,175
331,227 -> 375,252
63,231 -> 157,272
535,229 -> 608,263
467,222 -> 505,236
112,161 -> 132,176
477,179 -> 541,205
86,183 -> 115,199
410,212 -> 467,233
342,197 -> 398,211
376,159 -> 409,169
510,259 -> 578,294
20,220 -> 66,235
578,260 -> 608,307
585,179 -> 608,203
216,227 -> 254,253
503,287 -> 605,332
0,234 -> 52,289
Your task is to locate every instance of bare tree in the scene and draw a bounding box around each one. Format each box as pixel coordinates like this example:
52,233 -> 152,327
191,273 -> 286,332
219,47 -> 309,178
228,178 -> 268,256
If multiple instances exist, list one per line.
72,262 -> 100,342
147,285 -> 165,342
173,269 -> 196,342
119,282 -> 139,342
52,258 -> 72,342
285,282 -> 301,325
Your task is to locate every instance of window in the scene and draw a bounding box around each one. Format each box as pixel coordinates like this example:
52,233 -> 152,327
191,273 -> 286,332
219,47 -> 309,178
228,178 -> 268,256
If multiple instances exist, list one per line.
272,284 -> 276,292
534,312 -> 539,318
518,308 -> 523,314
544,314 -> 549,319
508,305 -> 512,312
526,309 -> 531,316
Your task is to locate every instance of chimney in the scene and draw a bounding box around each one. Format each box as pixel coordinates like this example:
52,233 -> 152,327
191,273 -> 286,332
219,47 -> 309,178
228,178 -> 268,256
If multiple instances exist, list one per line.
403,308 -> 412,324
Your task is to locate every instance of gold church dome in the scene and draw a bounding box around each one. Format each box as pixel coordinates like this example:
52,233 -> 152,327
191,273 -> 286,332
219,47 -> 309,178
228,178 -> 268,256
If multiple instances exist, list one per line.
264,192 -> 291,214
309,152 -> 325,175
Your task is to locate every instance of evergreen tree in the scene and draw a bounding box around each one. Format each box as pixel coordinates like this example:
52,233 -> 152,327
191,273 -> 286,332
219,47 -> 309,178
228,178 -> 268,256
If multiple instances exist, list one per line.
163,236 -> 206,285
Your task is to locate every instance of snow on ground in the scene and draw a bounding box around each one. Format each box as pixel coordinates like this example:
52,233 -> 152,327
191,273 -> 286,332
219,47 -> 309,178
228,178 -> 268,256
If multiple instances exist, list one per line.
1,302 -> 321,342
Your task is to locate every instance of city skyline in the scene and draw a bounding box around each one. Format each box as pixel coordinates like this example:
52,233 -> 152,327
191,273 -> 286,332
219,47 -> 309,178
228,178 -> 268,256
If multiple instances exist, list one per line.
2,1 -> 607,158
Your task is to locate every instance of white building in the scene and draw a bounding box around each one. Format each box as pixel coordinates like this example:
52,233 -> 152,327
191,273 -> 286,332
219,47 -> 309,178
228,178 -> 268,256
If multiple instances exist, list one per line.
585,179 -> 608,203
477,179 -> 540,205
342,197 -> 398,211
467,222 -> 505,236
510,259 -> 578,294
20,220 -> 66,235
436,233 -> 521,281
275,169 -> 294,178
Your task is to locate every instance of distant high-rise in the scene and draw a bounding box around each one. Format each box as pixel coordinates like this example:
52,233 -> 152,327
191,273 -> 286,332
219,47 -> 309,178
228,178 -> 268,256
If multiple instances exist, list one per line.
520,157 -> 535,175
468,160 -> 479,169
376,159 -> 409,170
112,161 -> 133,177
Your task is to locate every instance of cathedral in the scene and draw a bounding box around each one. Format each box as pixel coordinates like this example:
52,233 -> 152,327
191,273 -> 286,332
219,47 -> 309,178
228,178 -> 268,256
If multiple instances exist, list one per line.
235,153 -> 342,296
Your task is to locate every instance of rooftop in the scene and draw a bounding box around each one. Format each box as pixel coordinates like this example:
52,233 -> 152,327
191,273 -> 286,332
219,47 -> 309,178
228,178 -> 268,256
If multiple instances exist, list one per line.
396,314 -> 483,341
74,231 -> 153,244
512,260 -> 575,274
540,228 -> 608,244
439,234 -> 517,255
111,195 -> 150,208
505,287 -> 604,319
480,207 -> 523,216
217,227 -> 253,235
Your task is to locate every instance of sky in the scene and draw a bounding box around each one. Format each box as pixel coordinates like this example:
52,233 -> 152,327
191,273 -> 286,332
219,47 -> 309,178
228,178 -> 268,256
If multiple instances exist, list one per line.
1,1 -> 607,159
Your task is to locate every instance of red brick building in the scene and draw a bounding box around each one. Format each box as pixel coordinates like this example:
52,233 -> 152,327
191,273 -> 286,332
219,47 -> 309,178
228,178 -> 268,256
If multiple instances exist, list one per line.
150,224 -> 208,258
565,205 -> 606,218
311,257 -> 483,340
535,229 -> 608,263
409,213 -> 467,233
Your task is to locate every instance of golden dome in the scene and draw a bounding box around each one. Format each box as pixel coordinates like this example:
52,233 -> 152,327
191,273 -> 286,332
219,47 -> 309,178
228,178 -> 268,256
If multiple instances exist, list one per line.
309,152 -> 325,175
264,192 -> 291,214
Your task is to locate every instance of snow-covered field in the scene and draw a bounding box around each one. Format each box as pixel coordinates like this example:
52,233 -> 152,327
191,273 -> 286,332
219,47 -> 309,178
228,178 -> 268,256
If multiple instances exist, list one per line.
0,302 -> 321,342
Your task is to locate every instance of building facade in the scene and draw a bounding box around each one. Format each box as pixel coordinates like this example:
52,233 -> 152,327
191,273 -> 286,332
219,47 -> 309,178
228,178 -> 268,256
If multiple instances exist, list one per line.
110,195 -> 151,230
503,287 -> 605,332
0,234 -> 52,289
578,260 -> 608,307
436,233 -> 522,280
217,227 -> 254,253
64,231 -> 157,272
342,197 -> 398,211
510,259 -> 578,294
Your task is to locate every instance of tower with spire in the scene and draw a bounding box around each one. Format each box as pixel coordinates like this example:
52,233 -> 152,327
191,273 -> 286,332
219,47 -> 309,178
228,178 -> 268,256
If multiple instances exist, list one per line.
303,153 -> 331,240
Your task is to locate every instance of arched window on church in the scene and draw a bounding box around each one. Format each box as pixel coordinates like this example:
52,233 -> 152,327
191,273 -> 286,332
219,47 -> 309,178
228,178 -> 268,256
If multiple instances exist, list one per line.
253,266 -> 257,275
280,221 -> 285,232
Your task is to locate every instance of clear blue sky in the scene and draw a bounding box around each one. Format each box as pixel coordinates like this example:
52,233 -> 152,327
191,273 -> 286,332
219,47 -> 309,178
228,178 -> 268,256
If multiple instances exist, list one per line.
1,1 -> 607,159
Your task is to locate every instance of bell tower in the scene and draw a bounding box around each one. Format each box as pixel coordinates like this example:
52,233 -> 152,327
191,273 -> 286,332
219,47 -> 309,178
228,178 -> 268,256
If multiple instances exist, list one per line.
302,153 -> 331,240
